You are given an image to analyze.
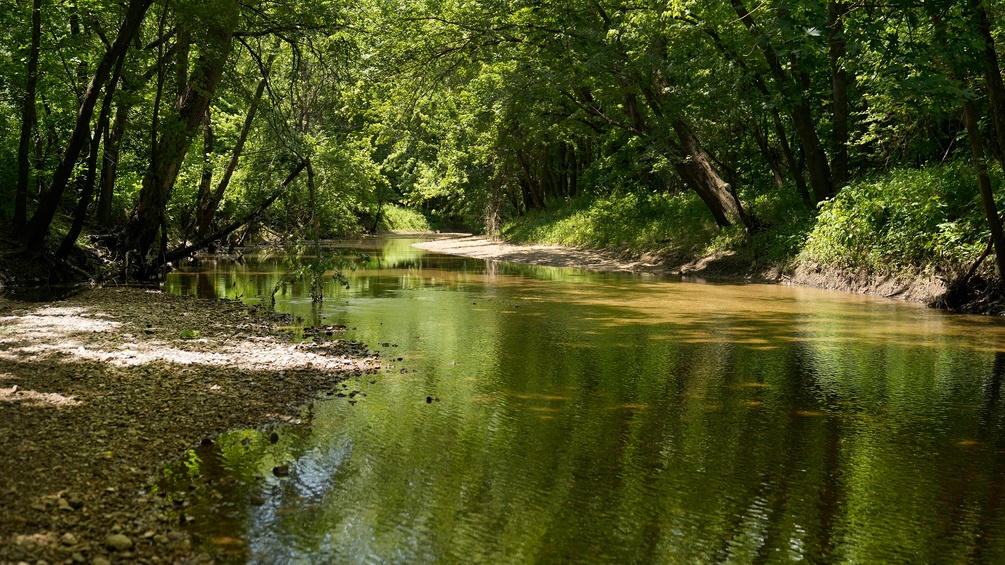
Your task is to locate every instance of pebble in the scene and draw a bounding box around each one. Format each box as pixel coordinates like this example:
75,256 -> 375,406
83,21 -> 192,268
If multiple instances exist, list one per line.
61,533 -> 78,546
105,533 -> 132,551
93,558 -> 111,565
272,464 -> 290,477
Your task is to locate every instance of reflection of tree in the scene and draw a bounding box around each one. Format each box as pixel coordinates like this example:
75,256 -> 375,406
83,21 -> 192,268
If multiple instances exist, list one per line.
160,242 -> 1005,563
970,351 -> 1005,563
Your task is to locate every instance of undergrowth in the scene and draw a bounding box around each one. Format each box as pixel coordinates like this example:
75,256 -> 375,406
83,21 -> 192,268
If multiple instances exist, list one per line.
378,204 -> 431,233
798,160 -> 992,277
500,159 -> 996,279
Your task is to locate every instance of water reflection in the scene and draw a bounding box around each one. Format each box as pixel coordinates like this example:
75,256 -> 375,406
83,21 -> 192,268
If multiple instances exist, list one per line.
160,237 -> 1005,563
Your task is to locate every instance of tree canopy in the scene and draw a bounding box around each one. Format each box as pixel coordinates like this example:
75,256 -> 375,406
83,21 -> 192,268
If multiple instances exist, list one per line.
3,0 -> 1005,284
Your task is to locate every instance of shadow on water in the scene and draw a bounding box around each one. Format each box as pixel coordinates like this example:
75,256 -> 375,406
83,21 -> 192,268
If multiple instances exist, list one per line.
159,236 -> 1005,564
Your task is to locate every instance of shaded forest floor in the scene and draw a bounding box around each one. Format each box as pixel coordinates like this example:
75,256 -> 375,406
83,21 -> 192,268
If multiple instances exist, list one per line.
0,288 -> 379,564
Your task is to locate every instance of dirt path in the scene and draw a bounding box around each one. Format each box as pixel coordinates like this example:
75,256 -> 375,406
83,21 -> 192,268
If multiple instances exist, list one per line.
0,288 -> 379,564
413,236 -> 673,275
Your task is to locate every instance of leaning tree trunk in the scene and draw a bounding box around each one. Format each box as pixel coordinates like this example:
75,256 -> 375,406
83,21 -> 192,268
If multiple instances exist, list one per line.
963,100 -> 1005,280
56,57 -> 124,258
18,0 -> 151,252
193,50 -> 275,237
670,120 -> 749,229
14,0 -> 42,231
121,0 -> 240,276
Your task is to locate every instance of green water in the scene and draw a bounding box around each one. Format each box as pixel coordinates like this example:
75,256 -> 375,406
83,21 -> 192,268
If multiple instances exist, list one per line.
163,236 -> 1005,564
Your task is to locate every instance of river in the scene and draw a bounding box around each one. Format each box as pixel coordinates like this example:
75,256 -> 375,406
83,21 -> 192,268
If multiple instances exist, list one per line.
162,236 -> 1005,564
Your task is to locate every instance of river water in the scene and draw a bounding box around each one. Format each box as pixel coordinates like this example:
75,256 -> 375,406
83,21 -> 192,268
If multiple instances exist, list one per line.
163,236 -> 1005,564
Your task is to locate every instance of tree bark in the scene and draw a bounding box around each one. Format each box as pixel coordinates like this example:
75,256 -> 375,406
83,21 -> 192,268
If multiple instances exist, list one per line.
670,120 -> 748,228
14,0 -> 42,231
122,0 -> 240,274
730,0 -> 834,203
828,0 -> 850,187
963,100 -> 1005,280
19,0 -> 152,252
194,51 -> 274,236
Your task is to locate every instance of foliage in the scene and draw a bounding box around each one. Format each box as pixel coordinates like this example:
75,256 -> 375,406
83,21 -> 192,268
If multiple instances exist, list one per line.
502,191 -> 725,256
270,252 -> 363,305
377,205 -> 431,233
799,161 -> 992,275
3,0 -> 1005,293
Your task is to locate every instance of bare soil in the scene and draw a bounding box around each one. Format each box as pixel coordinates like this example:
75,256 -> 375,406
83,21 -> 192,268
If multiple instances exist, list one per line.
0,287 -> 379,564
414,236 -> 956,305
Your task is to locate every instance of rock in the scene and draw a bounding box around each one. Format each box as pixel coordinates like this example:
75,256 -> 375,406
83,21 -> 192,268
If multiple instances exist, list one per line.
61,532 -> 78,546
269,432 -> 279,444
105,534 -> 132,551
93,558 -> 111,565
272,464 -> 290,477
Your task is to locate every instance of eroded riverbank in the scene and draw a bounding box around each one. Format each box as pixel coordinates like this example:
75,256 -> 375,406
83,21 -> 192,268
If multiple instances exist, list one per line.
414,236 -> 954,307
0,288 -> 379,564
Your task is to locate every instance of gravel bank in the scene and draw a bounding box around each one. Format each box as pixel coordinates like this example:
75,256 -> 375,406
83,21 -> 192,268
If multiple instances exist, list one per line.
0,287 -> 379,564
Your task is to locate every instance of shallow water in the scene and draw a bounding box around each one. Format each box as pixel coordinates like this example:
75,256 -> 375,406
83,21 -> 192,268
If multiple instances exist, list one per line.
163,236 -> 1005,564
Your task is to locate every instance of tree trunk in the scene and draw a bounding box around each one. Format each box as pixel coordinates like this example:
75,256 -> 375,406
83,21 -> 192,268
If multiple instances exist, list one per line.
828,0 -> 851,187
194,52 -> 273,236
730,0 -> 834,203
57,58 -> 123,258
670,120 -> 749,229
963,100 -> 1005,280
165,159 -> 308,263
19,0 -> 152,252
975,2 -> 1005,166
96,102 -> 128,228
750,119 -> 785,189
122,0 -> 240,274
14,0 -> 42,231
192,109 -> 214,237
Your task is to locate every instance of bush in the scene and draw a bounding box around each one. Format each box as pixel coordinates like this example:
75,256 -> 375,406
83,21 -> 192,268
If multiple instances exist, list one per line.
502,191 -> 721,254
798,161 -> 991,275
378,204 -> 431,233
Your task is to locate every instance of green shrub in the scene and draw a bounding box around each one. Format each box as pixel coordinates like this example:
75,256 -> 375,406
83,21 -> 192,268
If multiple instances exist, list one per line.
502,191 -> 721,253
378,204 -> 431,233
798,161 -> 990,275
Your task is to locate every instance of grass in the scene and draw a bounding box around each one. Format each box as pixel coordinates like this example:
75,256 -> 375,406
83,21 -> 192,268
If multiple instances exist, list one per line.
499,159 -> 995,279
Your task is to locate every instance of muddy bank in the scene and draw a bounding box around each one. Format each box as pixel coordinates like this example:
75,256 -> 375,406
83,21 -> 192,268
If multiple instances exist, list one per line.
0,288 -> 379,564
414,236 -> 961,307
